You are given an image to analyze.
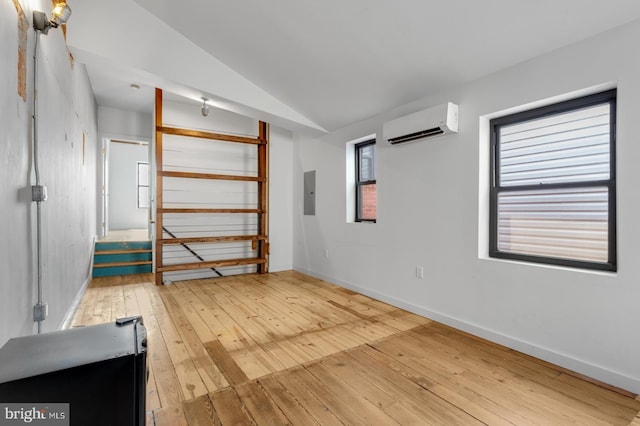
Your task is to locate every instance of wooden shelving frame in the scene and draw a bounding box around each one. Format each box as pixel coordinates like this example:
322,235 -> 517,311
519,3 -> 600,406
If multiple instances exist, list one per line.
154,88 -> 269,285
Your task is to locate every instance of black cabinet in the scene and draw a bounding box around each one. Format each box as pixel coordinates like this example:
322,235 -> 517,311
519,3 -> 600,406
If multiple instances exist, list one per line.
0,317 -> 147,426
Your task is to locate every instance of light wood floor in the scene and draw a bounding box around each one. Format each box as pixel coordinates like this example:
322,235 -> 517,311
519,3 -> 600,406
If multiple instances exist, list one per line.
71,271 -> 640,425
99,228 -> 149,242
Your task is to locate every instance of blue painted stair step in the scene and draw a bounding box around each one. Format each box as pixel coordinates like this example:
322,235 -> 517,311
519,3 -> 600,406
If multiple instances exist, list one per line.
93,240 -> 152,278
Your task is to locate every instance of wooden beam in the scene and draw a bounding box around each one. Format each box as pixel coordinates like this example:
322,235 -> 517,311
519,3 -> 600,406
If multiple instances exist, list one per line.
257,121 -> 269,274
158,126 -> 264,145
158,235 -> 267,245
94,260 -> 152,268
160,171 -> 265,182
155,88 -> 164,286
94,249 -> 152,255
156,257 -> 266,273
159,208 -> 263,214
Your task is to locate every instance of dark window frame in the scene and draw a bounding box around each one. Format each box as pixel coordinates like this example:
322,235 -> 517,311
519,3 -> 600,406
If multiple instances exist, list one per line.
355,139 -> 376,223
489,89 -> 617,271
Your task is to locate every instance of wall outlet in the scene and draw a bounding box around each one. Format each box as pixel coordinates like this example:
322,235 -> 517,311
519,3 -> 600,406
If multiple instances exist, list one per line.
416,266 -> 424,279
324,249 -> 329,259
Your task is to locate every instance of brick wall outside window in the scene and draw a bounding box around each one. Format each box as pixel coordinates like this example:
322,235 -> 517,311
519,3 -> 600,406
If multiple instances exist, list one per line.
360,184 -> 376,220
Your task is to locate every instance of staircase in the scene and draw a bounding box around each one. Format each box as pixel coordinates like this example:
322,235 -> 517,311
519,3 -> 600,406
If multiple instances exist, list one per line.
93,241 -> 152,277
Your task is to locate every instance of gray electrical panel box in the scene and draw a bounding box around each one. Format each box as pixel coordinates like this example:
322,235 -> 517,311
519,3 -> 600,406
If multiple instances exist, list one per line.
304,171 -> 316,215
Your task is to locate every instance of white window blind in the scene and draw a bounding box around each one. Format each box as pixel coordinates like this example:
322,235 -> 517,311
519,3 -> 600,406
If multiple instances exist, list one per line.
499,105 -> 610,186
497,187 -> 608,262
491,90 -> 615,270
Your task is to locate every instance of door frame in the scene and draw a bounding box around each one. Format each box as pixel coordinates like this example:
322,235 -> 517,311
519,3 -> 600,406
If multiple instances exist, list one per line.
100,135 -> 152,239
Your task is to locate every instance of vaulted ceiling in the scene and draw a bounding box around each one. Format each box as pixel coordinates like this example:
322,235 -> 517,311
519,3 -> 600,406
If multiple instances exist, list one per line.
67,0 -> 640,134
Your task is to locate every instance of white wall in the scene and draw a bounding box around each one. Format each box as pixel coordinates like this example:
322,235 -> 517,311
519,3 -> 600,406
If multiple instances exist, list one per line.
98,106 -> 152,141
0,0 -> 97,346
293,19 -> 640,392
269,126 -> 294,272
108,142 -> 148,230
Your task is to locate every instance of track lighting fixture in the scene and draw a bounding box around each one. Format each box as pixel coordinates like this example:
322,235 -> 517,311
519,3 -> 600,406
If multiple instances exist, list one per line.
201,97 -> 210,117
33,2 -> 72,35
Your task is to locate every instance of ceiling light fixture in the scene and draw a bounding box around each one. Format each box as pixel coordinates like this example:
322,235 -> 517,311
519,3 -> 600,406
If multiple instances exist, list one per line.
33,2 -> 72,35
201,97 -> 209,117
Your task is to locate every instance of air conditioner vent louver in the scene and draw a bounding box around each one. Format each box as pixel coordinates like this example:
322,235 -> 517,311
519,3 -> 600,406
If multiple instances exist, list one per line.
387,127 -> 444,144
383,102 -> 458,145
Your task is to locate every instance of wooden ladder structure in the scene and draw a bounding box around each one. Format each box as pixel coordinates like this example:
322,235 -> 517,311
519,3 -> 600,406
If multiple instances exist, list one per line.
154,88 -> 269,286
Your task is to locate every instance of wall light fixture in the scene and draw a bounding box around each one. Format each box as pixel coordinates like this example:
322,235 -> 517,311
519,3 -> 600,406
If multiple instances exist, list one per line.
33,2 -> 72,35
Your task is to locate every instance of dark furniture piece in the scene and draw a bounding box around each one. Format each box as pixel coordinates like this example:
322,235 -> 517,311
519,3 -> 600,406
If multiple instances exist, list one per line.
0,317 -> 147,426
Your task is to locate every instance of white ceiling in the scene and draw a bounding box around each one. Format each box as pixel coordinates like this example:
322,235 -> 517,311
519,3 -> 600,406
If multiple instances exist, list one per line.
68,0 -> 640,133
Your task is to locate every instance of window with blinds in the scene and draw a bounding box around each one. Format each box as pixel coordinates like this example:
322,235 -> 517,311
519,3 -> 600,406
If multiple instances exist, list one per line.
490,89 -> 616,271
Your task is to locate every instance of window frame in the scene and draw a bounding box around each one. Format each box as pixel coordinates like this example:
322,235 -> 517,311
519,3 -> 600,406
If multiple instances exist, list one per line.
137,161 -> 150,209
489,89 -> 617,271
355,139 -> 377,223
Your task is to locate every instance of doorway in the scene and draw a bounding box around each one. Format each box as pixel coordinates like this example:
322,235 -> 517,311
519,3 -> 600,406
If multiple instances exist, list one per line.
101,138 -> 151,241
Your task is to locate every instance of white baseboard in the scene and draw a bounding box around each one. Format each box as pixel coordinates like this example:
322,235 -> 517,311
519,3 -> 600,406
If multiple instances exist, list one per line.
59,236 -> 96,330
59,274 -> 91,330
294,266 -> 640,394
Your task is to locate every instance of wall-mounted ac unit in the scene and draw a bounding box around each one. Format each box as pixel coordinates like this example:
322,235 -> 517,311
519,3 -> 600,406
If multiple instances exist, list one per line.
383,102 -> 459,145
